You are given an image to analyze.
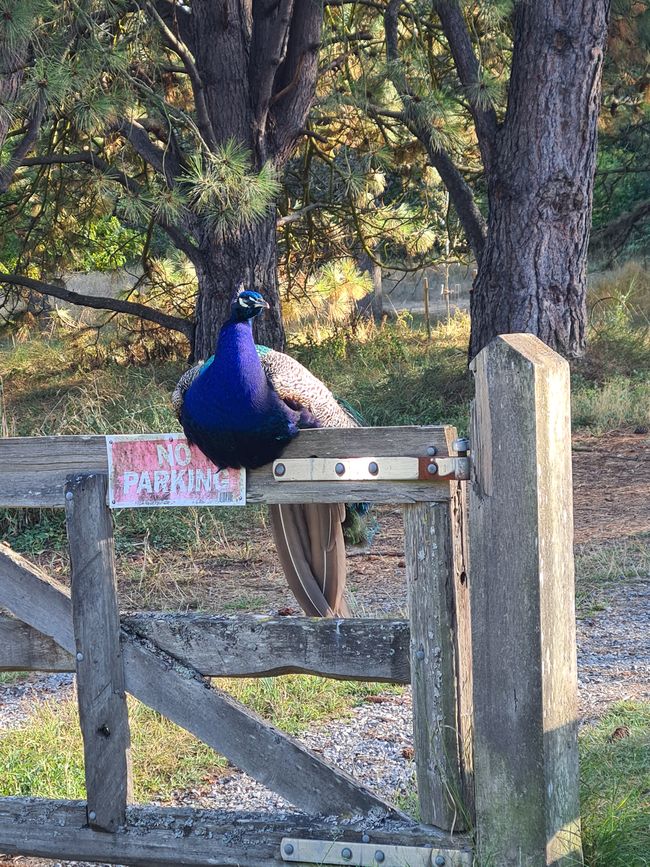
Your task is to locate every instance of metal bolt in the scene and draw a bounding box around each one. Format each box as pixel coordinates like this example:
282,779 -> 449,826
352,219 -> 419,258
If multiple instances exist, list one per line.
283,843 -> 294,856
275,463 -> 286,477
335,462 -> 346,476
361,834 -> 370,843
427,463 -> 438,475
427,446 -> 437,456
341,847 -> 353,860
375,851 -> 386,863
416,648 -> 425,660
452,437 -> 470,454
65,490 -> 74,501
368,461 -> 379,476
435,857 -> 446,866
88,810 -> 96,822
76,652 -> 84,662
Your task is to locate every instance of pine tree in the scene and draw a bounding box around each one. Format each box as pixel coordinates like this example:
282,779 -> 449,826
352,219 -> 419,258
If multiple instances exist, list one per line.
320,0 -> 611,359
1,1 -> 326,356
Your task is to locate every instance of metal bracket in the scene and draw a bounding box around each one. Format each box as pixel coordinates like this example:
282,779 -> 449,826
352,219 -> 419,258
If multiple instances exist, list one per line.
272,456 -> 470,483
280,837 -> 468,866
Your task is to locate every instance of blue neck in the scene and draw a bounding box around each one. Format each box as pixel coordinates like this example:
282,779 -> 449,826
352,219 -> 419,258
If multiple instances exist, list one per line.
203,318 -> 266,393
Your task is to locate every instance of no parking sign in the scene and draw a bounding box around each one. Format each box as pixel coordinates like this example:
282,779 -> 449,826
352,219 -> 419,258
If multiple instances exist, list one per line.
106,433 -> 246,508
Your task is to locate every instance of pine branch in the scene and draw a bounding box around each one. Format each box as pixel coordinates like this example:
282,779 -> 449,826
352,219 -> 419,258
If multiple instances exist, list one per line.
114,118 -> 180,187
269,0 -> 324,164
250,0 -> 295,153
152,0 -> 195,51
381,2 -> 486,260
590,197 -> 650,261
277,202 -> 327,227
146,0 -> 217,151
0,95 -> 46,193
18,151 -> 204,265
19,152 -> 144,195
432,0 -> 498,171
0,272 -> 195,343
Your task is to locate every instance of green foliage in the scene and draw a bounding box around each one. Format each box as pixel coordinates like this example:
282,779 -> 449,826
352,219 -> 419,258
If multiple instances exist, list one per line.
580,702 -> 650,867
292,311 -> 472,434
181,142 -> 280,235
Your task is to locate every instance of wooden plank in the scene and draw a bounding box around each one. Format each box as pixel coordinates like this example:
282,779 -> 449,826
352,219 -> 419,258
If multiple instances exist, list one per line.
0,426 -> 453,507
65,473 -> 132,831
0,547 -> 402,818
448,477 -> 474,823
124,614 -> 411,683
0,616 -> 73,671
0,613 -> 410,683
0,798 -> 473,867
469,334 -> 581,866
404,498 -> 470,833
121,630 -> 400,818
0,542 -> 74,651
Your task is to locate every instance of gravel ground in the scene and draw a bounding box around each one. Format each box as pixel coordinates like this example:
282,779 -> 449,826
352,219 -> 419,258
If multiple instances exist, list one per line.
577,579 -> 650,724
0,674 -> 74,732
2,576 -> 648,867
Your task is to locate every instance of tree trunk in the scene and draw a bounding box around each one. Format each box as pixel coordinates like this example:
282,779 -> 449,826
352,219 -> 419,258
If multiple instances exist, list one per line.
193,211 -> 285,360
469,0 -> 610,361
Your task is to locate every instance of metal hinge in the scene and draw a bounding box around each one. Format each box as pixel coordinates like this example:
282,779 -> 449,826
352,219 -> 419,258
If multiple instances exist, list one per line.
272,456 -> 470,483
280,837 -> 470,866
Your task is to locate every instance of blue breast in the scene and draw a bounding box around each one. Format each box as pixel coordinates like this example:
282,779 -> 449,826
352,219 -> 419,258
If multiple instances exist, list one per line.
180,321 -> 300,469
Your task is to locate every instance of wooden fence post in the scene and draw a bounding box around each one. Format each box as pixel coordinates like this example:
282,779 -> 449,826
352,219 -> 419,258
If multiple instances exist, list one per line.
65,473 -> 132,831
405,434 -> 473,830
469,334 -> 581,866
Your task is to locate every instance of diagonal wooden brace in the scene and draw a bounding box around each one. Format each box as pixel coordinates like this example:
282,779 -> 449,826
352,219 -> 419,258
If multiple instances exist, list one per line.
0,539 -> 402,819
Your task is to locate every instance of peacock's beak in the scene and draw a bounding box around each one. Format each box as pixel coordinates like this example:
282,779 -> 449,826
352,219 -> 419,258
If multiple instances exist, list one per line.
254,297 -> 270,310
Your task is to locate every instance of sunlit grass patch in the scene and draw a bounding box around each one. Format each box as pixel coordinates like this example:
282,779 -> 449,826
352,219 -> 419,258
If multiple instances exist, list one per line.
572,375 -> 650,433
580,701 -> 650,867
0,677 -> 400,801
0,696 -> 226,802
218,675 -> 400,735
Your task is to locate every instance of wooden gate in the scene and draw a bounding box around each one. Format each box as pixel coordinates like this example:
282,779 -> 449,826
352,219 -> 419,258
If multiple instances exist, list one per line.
0,334 -> 581,866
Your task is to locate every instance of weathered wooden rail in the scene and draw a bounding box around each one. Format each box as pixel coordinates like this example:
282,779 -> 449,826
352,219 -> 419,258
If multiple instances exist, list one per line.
0,334 -> 581,867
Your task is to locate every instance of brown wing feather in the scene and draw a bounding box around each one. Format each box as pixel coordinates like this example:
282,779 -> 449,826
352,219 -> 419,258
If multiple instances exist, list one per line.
260,350 -> 359,429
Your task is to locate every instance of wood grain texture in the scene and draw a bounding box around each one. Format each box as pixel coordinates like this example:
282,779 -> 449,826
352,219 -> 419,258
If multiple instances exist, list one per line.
0,798 -> 473,866
0,542 -> 74,651
469,334 -> 581,866
0,548 -> 402,819
124,614 -> 411,683
404,500 -> 470,833
65,473 -> 132,831
0,613 -> 410,683
0,616 -> 73,671
0,426 -> 453,506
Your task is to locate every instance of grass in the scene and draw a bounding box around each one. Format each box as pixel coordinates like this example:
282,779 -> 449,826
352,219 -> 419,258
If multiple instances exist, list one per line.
580,701 -> 650,867
575,533 -> 650,615
0,676 -> 399,802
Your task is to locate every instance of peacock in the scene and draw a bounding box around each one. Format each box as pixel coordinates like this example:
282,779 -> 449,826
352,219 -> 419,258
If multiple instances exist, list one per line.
172,290 -> 364,617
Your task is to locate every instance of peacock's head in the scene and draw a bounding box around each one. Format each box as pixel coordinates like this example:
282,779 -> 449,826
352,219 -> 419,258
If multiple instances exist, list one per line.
230,290 -> 270,322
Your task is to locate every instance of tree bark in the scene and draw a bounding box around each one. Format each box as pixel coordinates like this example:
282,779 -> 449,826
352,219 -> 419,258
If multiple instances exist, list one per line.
469,0 -> 610,360
186,1 -> 323,355
193,212 -> 285,359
